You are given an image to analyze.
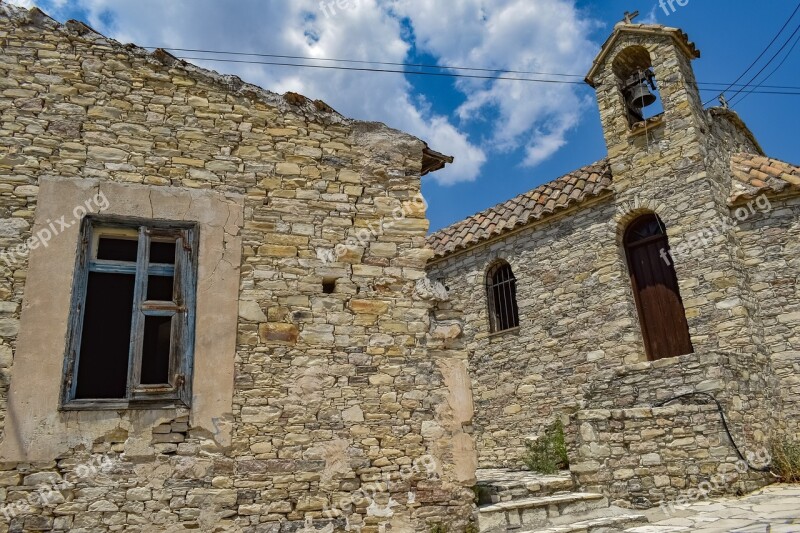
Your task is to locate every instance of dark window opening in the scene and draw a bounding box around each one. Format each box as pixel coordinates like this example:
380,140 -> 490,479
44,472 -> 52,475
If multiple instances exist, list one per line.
141,315 -> 173,385
147,275 -> 175,301
97,237 -> 138,262
74,272 -> 135,399
150,240 -> 177,264
486,261 -> 520,333
63,218 -> 197,409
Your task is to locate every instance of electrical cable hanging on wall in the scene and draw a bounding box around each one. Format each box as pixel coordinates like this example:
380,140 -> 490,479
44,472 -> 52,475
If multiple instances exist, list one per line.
653,392 -> 774,474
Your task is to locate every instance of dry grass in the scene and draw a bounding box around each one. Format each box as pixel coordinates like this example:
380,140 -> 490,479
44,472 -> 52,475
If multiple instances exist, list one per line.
771,438 -> 800,483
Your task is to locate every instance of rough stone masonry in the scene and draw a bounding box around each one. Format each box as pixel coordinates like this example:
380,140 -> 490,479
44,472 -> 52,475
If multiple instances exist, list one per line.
0,2 -> 475,532
427,17 -> 799,504
3,2 -> 800,531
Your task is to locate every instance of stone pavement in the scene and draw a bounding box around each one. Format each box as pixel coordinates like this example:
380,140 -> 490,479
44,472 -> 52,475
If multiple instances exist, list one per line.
626,484 -> 800,532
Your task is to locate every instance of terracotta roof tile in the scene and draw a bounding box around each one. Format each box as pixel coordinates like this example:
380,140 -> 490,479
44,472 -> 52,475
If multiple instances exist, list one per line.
427,153 -> 800,260
729,152 -> 800,203
427,160 -> 612,258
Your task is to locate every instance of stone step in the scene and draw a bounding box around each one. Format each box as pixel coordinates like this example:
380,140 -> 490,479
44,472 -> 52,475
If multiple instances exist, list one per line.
477,493 -> 609,533
546,506 -> 643,528
522,514 -> 649,533
475,469 -> 575,505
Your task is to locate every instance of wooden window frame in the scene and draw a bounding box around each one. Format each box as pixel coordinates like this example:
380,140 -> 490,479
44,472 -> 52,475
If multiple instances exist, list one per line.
486,261 -> 521,334
60,215 -> 199,411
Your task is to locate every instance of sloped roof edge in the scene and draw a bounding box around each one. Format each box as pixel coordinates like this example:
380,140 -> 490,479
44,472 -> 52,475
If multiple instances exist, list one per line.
422,147 -> 455,177
708,108 -> 765,156
428,152 -> 800,261
729,153 -> 800,204
586,23 -> 701,87
426,160 -> 613,259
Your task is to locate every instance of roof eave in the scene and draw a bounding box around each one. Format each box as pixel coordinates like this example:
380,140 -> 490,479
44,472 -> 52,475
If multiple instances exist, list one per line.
422,146 -> 454,176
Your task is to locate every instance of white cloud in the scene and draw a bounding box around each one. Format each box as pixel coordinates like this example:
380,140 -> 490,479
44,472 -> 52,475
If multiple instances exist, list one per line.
640,5 -> 661,24
393,0 -> 598,167
4,0 -> 36,8
28,0 -> 599,184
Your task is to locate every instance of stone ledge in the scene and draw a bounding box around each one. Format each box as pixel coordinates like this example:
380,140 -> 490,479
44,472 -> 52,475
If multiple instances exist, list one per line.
479,492 -> 605,513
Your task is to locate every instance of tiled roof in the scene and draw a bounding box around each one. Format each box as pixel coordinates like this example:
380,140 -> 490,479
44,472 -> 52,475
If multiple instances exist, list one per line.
729,153 -> 800,203
427,160 -> 612,258
427,153 -> 800,260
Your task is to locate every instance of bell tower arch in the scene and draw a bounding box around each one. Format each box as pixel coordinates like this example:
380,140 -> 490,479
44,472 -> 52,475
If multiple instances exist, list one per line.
585,17 -> 704,192
611,45 -> 659,126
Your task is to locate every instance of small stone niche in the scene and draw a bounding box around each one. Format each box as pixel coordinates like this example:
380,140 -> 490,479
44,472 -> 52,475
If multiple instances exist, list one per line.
322,278 -> 337,294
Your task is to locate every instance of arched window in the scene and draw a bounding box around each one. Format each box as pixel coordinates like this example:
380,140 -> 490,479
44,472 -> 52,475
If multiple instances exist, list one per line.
624,214 -> 694,361
486,261 -> 520,333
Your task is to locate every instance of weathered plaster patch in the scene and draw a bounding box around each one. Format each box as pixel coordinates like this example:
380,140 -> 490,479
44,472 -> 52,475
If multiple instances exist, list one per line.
306,438 -> 353,490
434,358 -> 477,485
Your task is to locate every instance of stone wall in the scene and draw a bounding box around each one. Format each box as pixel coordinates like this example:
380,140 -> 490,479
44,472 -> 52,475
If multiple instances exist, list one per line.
583,349 -> 772,457
736,194 -> 800,438
427,23 -> 786,471
426,186 -> 776,468
427,199 -> 647,468
583,352 -> 728,410
0,4 -> 474,532
565,405 -> 772,507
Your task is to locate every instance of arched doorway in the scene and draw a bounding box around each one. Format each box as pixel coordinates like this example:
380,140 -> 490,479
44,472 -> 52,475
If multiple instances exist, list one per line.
624,214 -> 694,360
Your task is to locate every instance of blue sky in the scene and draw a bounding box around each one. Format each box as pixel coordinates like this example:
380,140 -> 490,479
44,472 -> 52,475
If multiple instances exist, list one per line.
9,0 -> 800,232
419,0 -> 800,231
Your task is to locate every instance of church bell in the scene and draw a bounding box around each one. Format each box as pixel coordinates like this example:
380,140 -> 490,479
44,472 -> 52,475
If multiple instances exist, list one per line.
627,83 -> 657,108
624,70 -> 658,109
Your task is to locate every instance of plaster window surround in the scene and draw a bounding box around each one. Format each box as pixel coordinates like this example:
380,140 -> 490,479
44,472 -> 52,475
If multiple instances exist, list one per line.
2,177 -> 243,461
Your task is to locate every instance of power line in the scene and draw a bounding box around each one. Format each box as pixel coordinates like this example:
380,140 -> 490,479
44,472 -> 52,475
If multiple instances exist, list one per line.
0,40 -> 798,95
703,1 -> 800,106
145,46 -> 587,79
732,30 -> 800,108
729,21 -> 800,106
166,54 -> 800,94
150,45 -> 800,90
171,55 -> 588,85
175,54 -> 800,94
694,82 -> 798,90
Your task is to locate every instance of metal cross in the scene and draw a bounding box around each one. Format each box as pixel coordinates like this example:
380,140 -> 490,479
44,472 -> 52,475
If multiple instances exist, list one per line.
623,10 -> 640,24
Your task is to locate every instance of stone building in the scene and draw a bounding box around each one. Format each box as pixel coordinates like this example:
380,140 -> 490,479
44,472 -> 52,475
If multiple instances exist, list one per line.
427,14 -> 800,521
1,1 -> 799,531
0,2 -> 476,532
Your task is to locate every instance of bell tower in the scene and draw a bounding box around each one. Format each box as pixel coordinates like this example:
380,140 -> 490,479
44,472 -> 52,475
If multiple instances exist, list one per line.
585,13 -> 705,194
586,15 -> 767,362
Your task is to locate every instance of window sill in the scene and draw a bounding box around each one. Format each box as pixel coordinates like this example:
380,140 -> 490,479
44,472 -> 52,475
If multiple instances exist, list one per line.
628,114 -> 665,136
488,326 -> 521,339
60,399 -> 189,411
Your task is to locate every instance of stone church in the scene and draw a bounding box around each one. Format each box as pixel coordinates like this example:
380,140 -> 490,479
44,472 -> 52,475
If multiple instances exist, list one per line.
427,13 -> 800,533
0,1 -> 797,532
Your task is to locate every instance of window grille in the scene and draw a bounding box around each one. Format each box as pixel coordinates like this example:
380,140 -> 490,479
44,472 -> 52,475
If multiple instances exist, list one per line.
486,261 -> 520,333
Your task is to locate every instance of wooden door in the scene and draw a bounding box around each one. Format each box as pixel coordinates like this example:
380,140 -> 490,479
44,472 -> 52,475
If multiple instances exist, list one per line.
624,214 -> 694,361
